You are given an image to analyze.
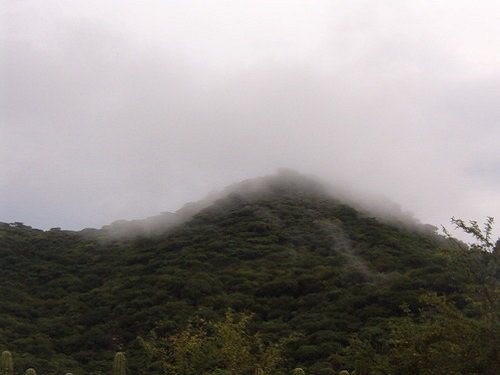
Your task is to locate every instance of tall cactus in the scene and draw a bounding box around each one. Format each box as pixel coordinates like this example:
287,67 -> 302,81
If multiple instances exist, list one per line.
1,351 -> 14,375
25,368 -> 37,375
113,352 -> 127,375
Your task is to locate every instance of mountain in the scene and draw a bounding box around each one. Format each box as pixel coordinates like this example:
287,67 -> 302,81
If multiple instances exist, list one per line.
0,171 -> 493,374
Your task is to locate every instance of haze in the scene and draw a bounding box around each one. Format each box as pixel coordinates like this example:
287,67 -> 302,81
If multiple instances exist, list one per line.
1,1 -> 499,241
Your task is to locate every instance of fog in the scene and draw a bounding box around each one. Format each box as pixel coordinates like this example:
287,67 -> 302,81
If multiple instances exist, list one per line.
1,1 -> 499,241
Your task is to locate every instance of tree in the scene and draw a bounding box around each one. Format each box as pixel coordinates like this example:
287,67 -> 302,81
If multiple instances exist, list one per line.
442,217 -> 499,322
140,311 -> 283,375
343,217 -> 500,374
384,294 -> 497,374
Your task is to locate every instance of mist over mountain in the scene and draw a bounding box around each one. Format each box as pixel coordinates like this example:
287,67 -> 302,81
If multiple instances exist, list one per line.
3,2 -> 499,373
2,172 -> 496,374
78,170 -> 436,241
3,1 -> 499,240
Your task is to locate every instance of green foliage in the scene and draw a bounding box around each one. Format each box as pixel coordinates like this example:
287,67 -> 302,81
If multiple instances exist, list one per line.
0,175 -> 494,374
343,217 -> 500,374
1,351 -> 14,375
449,216 -> 496,251
443,217 -> 499,321
141,311 -> 283,375
363,292 -> 498,374
291,368 -> 305,375
25,368 -> 37,375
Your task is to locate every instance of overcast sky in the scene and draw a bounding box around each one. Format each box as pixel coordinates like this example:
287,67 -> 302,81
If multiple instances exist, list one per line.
1,0 -> 499,240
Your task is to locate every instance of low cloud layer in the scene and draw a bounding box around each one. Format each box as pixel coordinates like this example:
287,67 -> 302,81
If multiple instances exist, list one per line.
1,1 -> 499,241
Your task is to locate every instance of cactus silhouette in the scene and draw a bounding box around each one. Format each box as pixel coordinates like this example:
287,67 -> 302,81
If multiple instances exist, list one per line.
339,371 -> 358,375
25,368 -> 37,375
113,352 -> 127,375
292,368 -> 305,375
1,351 -> 14,375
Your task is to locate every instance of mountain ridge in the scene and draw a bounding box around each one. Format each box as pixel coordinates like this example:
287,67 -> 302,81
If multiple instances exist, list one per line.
68,170 -> 436,241
0,171 -> 475,374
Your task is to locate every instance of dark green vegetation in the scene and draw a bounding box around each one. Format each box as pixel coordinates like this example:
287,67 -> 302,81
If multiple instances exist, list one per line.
1,173 -> 498,374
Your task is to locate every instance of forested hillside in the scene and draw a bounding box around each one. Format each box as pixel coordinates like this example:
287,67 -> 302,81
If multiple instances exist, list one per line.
1,173 -> 498,374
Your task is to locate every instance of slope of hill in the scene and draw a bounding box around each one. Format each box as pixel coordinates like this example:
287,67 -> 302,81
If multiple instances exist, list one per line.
0,172 -> 492,374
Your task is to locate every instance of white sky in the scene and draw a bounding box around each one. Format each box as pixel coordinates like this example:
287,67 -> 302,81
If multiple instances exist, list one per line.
1,0 -> 499,240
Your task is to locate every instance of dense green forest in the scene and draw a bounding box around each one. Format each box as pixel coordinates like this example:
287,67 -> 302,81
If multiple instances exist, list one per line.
1,173 -> 498,374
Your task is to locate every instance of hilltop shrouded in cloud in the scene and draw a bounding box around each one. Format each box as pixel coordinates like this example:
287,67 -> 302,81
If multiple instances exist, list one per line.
86,170 -> 437,242
1,1 -> 499,240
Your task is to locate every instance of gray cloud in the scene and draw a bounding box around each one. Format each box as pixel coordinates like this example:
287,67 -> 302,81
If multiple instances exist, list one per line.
1,0 -> 499,241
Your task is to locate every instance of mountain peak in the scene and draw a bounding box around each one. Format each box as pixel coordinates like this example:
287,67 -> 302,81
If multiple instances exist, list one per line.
0,170 -> 463,374
85,170 -> 434,240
